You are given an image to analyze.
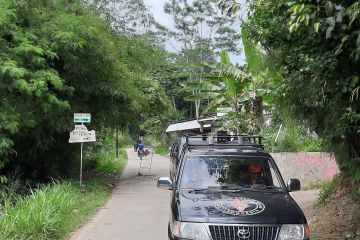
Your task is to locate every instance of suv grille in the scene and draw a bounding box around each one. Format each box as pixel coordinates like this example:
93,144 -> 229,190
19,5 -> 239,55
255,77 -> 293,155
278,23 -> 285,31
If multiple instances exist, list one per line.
209,225 -> 279,240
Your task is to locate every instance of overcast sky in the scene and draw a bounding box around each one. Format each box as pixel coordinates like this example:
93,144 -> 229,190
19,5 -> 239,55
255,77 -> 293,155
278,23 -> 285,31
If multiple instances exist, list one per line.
143,0 -> 246,65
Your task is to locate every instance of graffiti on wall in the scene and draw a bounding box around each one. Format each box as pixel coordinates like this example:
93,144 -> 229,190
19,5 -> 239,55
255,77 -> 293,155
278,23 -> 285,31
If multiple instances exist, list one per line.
271,152 -> 339,187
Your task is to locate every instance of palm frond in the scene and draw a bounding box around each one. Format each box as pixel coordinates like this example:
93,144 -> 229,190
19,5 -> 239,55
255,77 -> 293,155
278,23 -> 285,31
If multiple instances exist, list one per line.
220,50 -> 231,65
205,62 -> 249,81
201,96 -> 227,116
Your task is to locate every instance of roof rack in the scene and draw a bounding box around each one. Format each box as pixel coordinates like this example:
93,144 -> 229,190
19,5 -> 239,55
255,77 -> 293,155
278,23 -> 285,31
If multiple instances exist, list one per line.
182,134 -> 264,150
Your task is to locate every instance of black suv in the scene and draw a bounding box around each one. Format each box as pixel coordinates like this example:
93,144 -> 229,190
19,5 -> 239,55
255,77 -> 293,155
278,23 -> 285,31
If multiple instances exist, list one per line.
158,135 -> 310,240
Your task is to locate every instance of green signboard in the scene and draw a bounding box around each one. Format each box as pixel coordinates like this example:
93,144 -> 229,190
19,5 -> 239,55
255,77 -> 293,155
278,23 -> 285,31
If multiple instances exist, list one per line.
74,113 -> 91,123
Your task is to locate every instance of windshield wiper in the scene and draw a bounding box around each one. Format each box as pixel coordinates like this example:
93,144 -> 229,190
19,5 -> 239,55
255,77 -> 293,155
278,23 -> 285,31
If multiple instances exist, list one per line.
259,185 -> 283,190
188,186 -> 232,193
188,185 -> 285,193
187,188 -> 210,193
220,185 -> 244,190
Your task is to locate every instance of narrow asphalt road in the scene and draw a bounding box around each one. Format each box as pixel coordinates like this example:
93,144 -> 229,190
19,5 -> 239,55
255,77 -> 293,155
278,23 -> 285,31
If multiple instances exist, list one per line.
69,149 -> 319,240
69,148 -> 170,240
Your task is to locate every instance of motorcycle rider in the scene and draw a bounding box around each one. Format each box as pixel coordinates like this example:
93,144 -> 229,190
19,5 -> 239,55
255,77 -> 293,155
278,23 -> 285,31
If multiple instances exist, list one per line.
136,140 -> 145,157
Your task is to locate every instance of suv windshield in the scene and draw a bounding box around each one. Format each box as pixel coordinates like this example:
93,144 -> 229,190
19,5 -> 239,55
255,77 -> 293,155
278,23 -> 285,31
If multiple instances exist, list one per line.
179,156 -> 285,191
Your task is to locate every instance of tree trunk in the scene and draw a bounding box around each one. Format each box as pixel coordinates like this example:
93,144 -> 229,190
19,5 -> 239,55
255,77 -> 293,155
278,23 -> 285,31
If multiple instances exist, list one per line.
172,97 -> 176,109
68,0 -> 80,16
195,99 -> 200,119
346,134 -> 360,158
190,101 -> 193,119
253,96 -> 264,126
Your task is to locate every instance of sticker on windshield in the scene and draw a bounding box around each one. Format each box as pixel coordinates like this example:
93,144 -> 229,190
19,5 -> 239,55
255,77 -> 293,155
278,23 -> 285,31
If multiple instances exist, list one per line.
214,197 -> 265,216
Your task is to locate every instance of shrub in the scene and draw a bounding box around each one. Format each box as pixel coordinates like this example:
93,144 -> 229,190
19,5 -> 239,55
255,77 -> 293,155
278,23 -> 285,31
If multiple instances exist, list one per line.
0,181 -> 108,240
153,145 -> 169,156
317,176 -> 339,205
262,122 -> 328,152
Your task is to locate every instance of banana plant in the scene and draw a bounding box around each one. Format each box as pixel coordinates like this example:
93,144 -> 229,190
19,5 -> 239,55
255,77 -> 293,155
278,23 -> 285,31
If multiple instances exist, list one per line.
182,50 -> 268,133
182,50 -> 260,115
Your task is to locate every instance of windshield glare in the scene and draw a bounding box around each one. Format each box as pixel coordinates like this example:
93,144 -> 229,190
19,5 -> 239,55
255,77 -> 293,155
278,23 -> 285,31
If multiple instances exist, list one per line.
179,156 -> 285,190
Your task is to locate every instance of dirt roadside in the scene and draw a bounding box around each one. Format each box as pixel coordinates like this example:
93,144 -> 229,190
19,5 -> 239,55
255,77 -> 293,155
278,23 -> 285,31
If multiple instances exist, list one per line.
290,189 -> 320,221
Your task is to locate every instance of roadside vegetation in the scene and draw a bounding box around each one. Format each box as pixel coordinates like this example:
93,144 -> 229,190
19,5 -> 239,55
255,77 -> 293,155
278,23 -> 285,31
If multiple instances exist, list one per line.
309,176 -> 360,239
0,0 -> 163,238
317,176 -> 340,206
0,0 -> 359,238
0,181 -> 108,240
219,1 -> 360,238
261,121 -> 328,153
153,145 -> 169,156
87,133 -> 130,174
0,132 -> 128,240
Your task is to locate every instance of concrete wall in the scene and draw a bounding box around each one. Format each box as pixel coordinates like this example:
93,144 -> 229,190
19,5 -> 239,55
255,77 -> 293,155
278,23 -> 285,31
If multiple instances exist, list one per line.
270,152 -> 339,187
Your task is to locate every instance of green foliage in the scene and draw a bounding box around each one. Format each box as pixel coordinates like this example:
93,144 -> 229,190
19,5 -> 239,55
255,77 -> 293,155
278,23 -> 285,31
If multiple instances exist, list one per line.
164,0 -> 241,54
242,31 -> 264,76
230,0 -> 360,182
95,148 -> 127,174
153,145 -> 169,156
163,0 -> 242,119
0,181 -> 109,240
317,175 -> 339,205
81,126 -> 130,174
88,0 -> 156,36
0,0 -> 169,181
139,108 -> 181,148
182,50 -> 268,134
88,135 -> 128,174
118,132 -> 135,147
183,50 -> 251,115
262,122 -> 328,152
301,180 -> 333,191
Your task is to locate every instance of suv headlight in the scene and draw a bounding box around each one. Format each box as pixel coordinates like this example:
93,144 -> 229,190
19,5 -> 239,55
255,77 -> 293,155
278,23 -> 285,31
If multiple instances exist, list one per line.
277,224 -> 310,240
171,221 -> 211,240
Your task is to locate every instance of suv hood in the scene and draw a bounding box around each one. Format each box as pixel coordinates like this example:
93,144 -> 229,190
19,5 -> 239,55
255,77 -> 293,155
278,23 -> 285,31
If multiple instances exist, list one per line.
176,190 -> 306,224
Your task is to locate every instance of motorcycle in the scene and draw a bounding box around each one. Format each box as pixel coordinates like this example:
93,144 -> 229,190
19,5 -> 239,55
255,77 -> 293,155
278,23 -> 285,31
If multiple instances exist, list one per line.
138,149 -> 144,160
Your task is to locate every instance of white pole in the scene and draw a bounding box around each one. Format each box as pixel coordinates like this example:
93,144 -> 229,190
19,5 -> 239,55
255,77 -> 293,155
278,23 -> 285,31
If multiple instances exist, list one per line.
80,142 -> 83,188
275,123 -> 283,144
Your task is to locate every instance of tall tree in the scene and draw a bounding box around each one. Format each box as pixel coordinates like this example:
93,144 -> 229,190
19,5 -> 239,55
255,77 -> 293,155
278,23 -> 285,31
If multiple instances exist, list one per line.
0,0 -> 170,181
87,0 -> 156,35
221,0 -> 360,184
164,0 -> 241,119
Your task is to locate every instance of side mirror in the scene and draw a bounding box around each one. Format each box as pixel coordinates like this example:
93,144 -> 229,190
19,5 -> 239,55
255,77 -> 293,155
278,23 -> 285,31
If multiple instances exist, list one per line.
287,179 -> 301,192
157,177 -> 173,190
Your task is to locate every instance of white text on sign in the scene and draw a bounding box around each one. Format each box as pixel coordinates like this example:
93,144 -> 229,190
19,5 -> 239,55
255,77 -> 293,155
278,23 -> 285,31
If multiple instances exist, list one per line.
74,113 -> 91,123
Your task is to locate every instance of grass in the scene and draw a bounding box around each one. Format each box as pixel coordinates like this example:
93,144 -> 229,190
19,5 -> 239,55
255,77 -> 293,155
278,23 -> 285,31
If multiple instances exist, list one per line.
317,176 -> 339,205
87,134 -> 129,174
142,135 -> 170,156
95,147 -> 128,173
301,180 -> 332,191
0,135 -> 129,240
153,145 -> 169,156
0,180 -> 109,240
262,122 -> 328,153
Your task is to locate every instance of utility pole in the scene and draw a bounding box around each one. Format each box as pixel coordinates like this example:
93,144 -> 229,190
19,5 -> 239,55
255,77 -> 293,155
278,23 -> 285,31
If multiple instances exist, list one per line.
116,128 -> 119,160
